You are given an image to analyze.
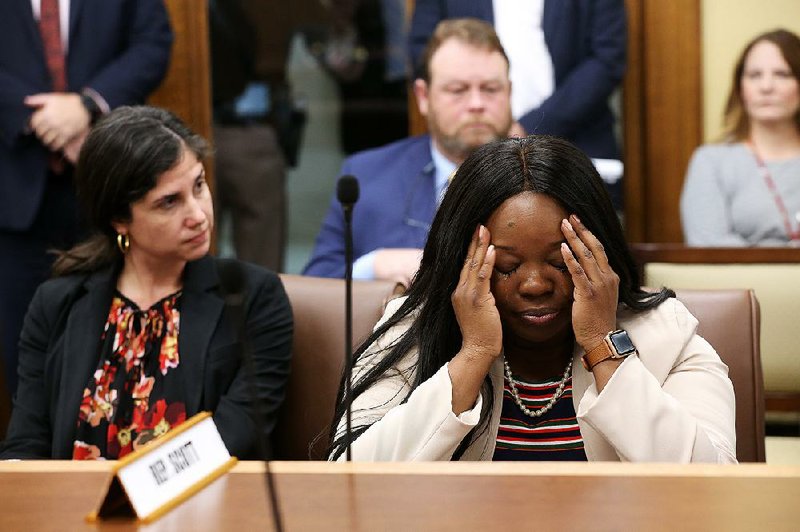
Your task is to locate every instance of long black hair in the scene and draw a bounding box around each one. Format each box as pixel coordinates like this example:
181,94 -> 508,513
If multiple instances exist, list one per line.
327,135 -> 673,460
52,106 -> 209,276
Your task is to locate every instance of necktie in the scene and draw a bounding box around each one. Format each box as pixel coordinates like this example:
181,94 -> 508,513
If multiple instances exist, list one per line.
39,0 -> 67,91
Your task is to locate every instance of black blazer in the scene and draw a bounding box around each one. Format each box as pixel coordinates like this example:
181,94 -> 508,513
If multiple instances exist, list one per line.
0,256 -> 293,459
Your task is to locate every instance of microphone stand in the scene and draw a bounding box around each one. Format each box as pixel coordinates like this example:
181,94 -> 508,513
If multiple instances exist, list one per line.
240,318 -> 284,532
337,174 -> 359,462
220,263 -> 284,531
343,202 -> 354,462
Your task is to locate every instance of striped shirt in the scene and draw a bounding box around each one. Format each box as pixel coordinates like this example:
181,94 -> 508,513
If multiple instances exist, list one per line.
493,374 -> 587,461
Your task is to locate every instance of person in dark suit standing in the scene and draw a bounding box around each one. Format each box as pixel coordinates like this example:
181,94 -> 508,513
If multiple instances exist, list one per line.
210,0 -> 306,273
303,19 -> 513,284
0,0 -> 173,395
0,106 -> 293,460
409,0 -> 627,162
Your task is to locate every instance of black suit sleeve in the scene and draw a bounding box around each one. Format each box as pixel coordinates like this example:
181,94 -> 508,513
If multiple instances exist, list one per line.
0,283 -> 64,458
212,270 -> 293,458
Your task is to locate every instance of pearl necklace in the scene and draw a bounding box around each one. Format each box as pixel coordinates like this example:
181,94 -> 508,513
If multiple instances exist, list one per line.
503,356 -> 573,418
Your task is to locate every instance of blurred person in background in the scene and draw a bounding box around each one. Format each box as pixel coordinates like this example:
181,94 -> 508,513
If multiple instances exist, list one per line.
210,0 -> 308,272
0,0 -> 173,396
408,0 -> 627,208
681,29 -> 800,246
313,0 -> 410,154
304,18 -> 513,285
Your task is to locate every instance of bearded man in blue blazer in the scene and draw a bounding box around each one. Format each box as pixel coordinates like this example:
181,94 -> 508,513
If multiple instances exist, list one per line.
304,19 -> 514,284
0,0 -> 173,394
409,0 -> 627,161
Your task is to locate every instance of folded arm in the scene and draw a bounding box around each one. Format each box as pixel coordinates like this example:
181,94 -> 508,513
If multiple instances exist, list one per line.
578,303 -> 737,463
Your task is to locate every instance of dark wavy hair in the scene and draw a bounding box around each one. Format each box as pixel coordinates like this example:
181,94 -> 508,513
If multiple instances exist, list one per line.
52,106 -> 209,276
327,135 -> 674,460
723,28 -> 800,141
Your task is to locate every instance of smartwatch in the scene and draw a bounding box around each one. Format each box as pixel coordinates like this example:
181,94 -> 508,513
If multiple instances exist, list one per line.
581,330 -> 638,371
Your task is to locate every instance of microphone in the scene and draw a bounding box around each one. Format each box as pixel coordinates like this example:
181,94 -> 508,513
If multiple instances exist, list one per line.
336,175 -> 359,461
337,174 -> 359,222
217,261 -> 284,532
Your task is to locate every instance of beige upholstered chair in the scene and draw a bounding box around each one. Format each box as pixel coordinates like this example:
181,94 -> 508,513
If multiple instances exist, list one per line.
673,289 -> 765,462
273,275 -> 397,459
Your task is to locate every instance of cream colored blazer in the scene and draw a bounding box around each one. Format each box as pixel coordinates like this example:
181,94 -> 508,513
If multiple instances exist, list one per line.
336,297 -> 737,463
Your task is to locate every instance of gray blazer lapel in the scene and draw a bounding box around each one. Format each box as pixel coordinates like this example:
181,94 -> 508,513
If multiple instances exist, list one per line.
179,257 -> 224,414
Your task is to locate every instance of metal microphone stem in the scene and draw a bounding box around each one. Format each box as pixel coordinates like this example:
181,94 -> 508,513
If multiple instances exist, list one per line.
343,204 -> 354,462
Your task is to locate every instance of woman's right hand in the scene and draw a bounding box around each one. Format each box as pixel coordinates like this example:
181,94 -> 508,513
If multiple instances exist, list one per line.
451,225 -> 503,363
448,225 -> 502,414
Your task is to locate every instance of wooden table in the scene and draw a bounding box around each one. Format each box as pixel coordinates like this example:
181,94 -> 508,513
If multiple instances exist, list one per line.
1,461 -> 799,531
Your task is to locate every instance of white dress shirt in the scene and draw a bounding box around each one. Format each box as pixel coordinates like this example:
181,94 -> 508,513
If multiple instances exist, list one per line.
30,0 -> 71,51
492,0 -> 554,119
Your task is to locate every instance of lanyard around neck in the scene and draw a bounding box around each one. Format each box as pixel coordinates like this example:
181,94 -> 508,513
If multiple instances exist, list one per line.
747,142 -> 800,241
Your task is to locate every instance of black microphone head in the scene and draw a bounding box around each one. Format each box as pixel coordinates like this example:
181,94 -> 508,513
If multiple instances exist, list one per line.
217,260 -> 246,299
337,174 -> 360,206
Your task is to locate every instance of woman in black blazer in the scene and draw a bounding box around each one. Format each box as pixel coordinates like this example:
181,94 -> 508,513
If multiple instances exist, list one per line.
0,107 -> 292,460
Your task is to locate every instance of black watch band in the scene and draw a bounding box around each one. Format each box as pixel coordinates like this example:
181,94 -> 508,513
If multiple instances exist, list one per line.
80,92 -> 102,124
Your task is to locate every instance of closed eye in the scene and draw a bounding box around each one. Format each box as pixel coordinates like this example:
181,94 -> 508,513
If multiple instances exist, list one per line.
494,265 -> 519,278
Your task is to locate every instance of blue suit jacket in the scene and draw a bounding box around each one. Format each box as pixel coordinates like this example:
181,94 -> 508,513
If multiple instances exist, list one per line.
0,0 -> 173,230
303,135 -> 436,278
409,0 -> 626,159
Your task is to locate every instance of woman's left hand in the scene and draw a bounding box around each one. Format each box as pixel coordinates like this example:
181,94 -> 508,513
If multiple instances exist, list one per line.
560,214 -> 619,352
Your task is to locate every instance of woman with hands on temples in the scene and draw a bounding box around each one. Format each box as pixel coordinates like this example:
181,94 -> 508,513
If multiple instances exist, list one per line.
328,135 -> 736,463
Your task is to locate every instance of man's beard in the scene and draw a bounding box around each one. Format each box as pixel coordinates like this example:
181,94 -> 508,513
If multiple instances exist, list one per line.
429,116 -> 512,162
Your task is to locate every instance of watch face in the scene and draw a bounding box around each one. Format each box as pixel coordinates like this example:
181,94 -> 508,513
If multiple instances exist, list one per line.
609,331 -> 636,355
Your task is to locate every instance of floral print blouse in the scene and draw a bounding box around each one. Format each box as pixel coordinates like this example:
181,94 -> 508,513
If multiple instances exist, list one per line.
72,291 -> 187,460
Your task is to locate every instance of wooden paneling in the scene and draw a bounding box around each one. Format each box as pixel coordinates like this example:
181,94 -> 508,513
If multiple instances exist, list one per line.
147,0 -> 213,247
148,0 -> 212,145
629,243 -> 800,281
622,0 -> 646,242
624,0 -> 702,242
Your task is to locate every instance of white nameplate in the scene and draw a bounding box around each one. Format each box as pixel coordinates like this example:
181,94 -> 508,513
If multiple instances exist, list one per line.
87,412 -> 237,523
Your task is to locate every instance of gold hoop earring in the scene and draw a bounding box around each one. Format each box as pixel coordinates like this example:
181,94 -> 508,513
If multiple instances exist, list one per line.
116,233 -> 130,254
